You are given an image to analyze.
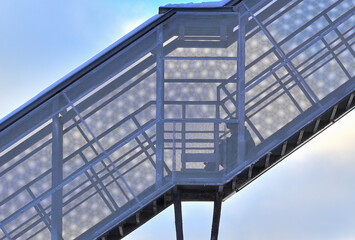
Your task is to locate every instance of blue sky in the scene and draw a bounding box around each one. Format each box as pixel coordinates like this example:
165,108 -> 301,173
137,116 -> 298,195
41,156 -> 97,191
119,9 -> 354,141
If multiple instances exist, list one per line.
0,0 -> 354,239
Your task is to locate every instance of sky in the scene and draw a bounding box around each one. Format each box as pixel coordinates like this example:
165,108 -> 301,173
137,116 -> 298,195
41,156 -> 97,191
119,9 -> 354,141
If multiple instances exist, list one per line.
0,0 -> 354,239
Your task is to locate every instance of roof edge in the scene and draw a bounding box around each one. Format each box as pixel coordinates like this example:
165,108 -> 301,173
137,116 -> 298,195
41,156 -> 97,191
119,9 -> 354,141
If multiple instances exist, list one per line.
159,0 -> 242,13
159,6 -> 235,14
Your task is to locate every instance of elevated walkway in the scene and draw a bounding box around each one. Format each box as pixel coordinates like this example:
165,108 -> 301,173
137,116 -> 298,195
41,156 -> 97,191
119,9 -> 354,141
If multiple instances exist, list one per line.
0,0 -> 354,239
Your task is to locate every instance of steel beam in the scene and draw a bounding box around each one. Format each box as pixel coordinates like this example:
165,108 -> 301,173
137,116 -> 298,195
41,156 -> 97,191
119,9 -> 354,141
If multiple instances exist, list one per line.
211,188 -> 223,240
237,6 -> 247,167
156,25 -> 164,187
174,189 -> 184,240
51,114 -> 63,240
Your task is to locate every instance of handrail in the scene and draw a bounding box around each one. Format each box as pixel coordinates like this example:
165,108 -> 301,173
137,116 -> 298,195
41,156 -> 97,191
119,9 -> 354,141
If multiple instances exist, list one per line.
0,0 -> 354,239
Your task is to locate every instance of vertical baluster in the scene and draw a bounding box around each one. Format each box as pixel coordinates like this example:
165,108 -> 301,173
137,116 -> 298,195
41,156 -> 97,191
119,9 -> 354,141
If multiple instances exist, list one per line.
181,104 -> 186,170
215,88 -> 220,172
51,113 -> 63,240
237,6 -> 247,167
156,25 -> 164,187
172,121 -> 176,182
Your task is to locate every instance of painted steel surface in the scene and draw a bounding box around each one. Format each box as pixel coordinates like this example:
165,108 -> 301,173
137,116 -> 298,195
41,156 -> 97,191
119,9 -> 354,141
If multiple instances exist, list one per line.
0,0 -> 354,239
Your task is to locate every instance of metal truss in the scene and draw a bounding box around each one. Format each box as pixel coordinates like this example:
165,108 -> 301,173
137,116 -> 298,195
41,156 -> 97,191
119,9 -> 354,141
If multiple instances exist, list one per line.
0,0 -> 354,239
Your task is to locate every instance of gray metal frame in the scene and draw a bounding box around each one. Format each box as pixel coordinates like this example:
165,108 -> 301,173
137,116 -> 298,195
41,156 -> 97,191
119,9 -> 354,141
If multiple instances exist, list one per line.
0,0 -> 354,239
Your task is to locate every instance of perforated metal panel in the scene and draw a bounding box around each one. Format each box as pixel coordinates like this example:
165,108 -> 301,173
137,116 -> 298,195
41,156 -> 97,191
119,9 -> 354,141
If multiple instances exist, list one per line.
0,0 -> 354,239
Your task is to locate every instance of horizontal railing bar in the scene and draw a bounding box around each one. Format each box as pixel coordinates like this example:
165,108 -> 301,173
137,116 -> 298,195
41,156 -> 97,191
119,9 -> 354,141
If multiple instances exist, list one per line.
0,131 -> 154,208
244,8 -> 354,93
164,130 -> 218,133
9,215 -> 46,240
61,103 -> 155,164
0,169 -> 51,207
245,70 -> 290,106
0,124 -> 52,167
165,148 -> 215,150
0,133 -> 156,222
302,45 -> 350,81
164,79 -> 229,83
247,83 -> 298,119
0,118 -> 158,226
279,1 -> 344,48
64,65 -> 157,125
64,92 -> 142,208
164,119 -> 238,123
164,56 -> 238,60
244,1 -> 320,104
300,34 -> 354,79
2,2 -> 354,239
246,80 -> 297,115
3,137 -> 158,239
164,101 -> 217,105
23,225 -> 47,240
293,27 -> 354,71
0,140 -> 51,178
165,139 -> 217,143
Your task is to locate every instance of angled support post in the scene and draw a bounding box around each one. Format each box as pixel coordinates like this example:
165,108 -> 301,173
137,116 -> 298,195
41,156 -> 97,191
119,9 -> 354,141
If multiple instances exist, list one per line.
51,113 -> 63,240
174,187 -> 184,240
211,187 -> 223,240
156,25 -> 164,187
237,6 -> 247,166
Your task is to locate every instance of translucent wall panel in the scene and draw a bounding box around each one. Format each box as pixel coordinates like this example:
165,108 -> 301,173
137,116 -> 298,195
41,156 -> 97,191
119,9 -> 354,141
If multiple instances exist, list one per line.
162,13 -> 240,177
57,28 -> 160,239
0,121 -> 53,240
242,0 -> 354,165
0,0 -> 354,239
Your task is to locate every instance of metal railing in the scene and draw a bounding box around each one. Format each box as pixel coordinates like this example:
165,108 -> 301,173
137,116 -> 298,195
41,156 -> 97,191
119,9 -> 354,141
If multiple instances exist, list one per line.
0,0 -> 354,239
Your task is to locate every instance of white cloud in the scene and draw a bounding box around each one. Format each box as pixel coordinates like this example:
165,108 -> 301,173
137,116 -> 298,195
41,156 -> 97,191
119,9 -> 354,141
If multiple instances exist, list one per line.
121,18 -> 147,36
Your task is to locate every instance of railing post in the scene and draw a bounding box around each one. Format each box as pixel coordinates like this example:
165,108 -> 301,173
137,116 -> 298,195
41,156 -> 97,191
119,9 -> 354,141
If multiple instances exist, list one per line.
237,6 -> 247,166
172,121 -> 176,182
215,89 -> 220,171
51,113 -> 63,240
181,104 -> 186,170
173,187 -> 184,240
211,187 -> 223,240
156,25 -> 164,187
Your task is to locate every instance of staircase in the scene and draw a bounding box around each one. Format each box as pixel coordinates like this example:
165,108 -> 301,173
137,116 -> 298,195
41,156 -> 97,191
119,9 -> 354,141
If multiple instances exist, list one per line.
0,0 -> 354,239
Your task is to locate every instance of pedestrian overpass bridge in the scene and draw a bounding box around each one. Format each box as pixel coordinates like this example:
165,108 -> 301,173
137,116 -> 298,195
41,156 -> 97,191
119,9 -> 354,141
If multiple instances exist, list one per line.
0,0 -> 354,239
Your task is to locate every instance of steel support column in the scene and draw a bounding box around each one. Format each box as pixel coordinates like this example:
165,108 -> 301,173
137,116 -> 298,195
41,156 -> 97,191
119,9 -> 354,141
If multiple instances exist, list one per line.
51,114 -> 63,240
156,25 -> 164,187
211,188 -> 223,240
174,189 -> 184,240
237,6 -> 247,166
